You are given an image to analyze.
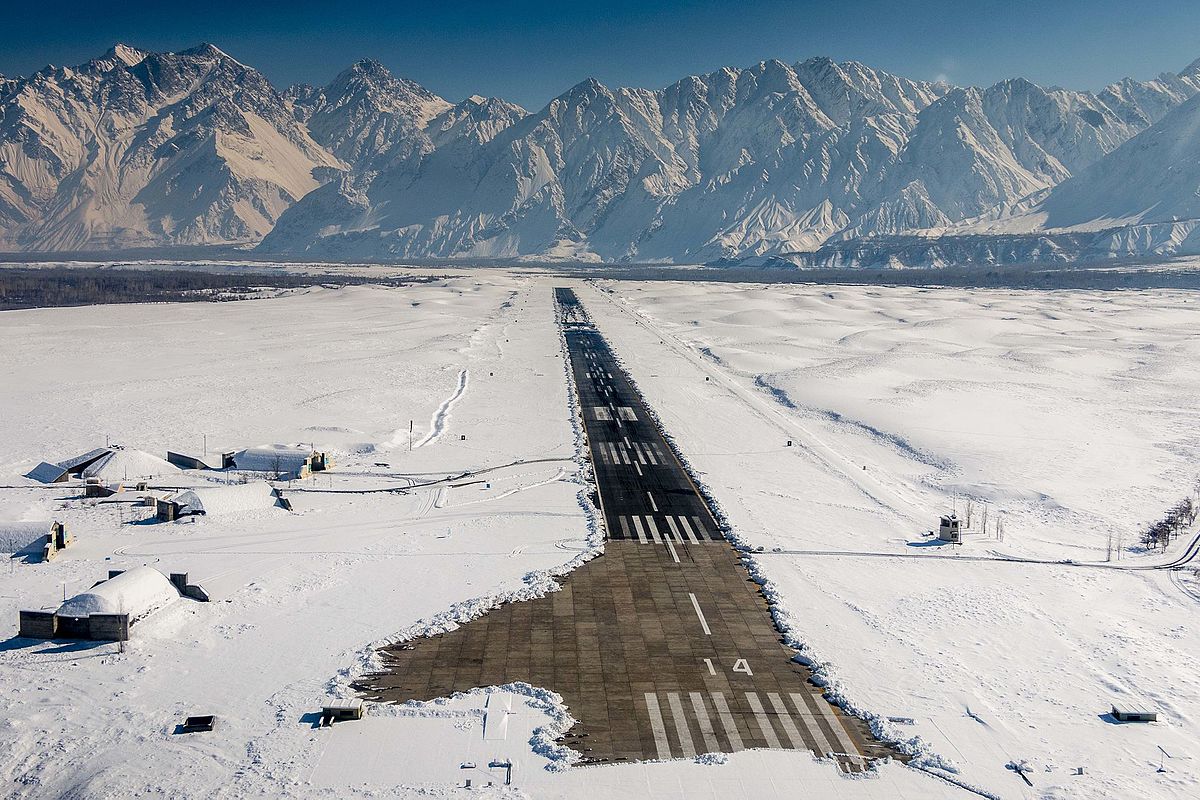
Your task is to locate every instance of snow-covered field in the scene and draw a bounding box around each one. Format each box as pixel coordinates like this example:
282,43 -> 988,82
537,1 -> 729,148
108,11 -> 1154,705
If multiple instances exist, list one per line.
584,279 -> 1200,800
2,272 -> 1197,799
0,279 -> 601,798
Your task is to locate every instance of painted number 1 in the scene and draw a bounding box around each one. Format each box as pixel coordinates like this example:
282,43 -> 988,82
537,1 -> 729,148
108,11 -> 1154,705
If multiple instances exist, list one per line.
701,658 -> 753,677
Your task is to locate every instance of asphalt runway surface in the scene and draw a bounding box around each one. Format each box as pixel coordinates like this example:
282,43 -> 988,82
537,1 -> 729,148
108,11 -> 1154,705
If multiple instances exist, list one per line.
357,288 -> 890,769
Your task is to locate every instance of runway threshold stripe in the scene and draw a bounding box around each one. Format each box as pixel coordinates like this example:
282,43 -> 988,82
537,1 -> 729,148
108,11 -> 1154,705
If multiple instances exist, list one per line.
677,516 -> 697,541
789,693 -> 836,757
710,692 -> 745,751
631,516 -> 648,543
745,692 -> 782,748
809,692 -> 864,760
767,692 -> 808,751
618,516 -> 633,541
664,536 -> 680,563
689,692 -> 720,753
644,693 -> 673,760
666,692 -> 697,757
664,516 -> 683,541
642,515 -> 661,543
692,515 -> 721,541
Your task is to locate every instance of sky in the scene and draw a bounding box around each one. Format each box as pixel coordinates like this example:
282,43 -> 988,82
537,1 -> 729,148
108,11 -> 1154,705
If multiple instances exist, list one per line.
3,0 -> 1200,109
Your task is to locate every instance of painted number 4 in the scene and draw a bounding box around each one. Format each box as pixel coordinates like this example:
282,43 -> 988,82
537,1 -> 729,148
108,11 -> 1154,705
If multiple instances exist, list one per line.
703,658 -> 753,677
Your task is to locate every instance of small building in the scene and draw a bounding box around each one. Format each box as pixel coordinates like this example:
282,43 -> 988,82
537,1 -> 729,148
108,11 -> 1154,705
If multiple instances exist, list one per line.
84,478 -> 121,498
53,445 -> 180,481
221,445 -> 332,479
157,481 -> 285,521
20,566 -> 182,641
166,451 -> 214,470
24,461 -> 69,484
1,520 -> 72,562
1111,705 -> 1157,723
938,514 -> 962,543
321,698 -> 365,725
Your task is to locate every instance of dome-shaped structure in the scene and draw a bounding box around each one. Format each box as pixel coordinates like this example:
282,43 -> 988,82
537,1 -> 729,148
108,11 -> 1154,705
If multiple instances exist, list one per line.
57,566 -> 179,622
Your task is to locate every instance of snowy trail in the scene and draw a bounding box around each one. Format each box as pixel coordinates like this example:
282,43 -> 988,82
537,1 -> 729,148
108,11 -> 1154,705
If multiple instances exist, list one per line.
413,368 -> 469,449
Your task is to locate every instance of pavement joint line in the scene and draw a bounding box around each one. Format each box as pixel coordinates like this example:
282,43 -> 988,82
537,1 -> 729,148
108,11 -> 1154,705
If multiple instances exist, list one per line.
688,592 -> 712,635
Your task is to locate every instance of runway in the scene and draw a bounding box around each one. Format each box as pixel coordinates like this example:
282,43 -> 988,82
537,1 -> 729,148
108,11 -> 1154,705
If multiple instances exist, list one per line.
356,288 -> 889,769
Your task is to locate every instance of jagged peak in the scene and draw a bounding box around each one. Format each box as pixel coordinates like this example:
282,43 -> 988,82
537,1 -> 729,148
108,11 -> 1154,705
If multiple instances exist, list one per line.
566,76 -> 609,95
103,43 -> 148,67
179,42 -> 230,60
347,58 -> 392,78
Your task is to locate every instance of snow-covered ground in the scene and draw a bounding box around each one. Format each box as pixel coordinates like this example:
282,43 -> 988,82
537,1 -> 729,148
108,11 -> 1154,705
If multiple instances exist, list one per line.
0,279 -> 599,798
583,279 -> 1200,800
2,273 -> 1197,799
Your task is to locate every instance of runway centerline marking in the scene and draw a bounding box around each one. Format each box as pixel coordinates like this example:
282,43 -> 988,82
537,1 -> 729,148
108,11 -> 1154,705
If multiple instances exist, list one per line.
647,491 -> 658,512
688,592 -> 712,635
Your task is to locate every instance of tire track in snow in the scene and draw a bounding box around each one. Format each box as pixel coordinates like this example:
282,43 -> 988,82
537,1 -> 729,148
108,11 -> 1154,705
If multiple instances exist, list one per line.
413,368 -> 469,449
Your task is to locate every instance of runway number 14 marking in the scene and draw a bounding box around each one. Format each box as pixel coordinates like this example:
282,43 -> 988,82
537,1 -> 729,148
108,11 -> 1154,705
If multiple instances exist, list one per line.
702,658 -> 753,677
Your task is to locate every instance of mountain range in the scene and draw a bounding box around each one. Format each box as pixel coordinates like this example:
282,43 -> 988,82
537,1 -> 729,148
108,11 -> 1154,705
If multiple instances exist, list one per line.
4,43 -> 1200,266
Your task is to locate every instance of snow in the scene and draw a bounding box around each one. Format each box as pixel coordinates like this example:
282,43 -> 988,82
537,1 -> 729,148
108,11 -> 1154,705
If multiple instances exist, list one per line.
1,272 -> 1198,799
167,481 -> 280,516
228,444 -> 314,473
582,278 -> 1200,799
80,448 -> 179,481
0,520 -> 53,554
56,565 -> 179,620
5,44 -> 1200,262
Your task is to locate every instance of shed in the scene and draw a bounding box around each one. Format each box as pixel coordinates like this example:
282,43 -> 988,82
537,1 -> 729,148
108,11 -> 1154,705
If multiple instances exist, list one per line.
57,566 -> 179,624
938,514 -> 962,543
222,445 -> 332,478
157,482 -> 283,521
25,461 -> 69,484
166,451 -> 214,470
1111,705 -> 1157,723
321,698 -> 365,725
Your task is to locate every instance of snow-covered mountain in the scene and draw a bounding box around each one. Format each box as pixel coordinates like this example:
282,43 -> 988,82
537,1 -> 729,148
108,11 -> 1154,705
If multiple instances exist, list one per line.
0,44 -> 341,250
4,44 -> 1200,264
262,56 -> 1200,262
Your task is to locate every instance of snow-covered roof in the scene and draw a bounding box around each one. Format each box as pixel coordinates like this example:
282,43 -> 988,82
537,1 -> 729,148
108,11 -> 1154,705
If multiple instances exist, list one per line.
229,445 -> 315,473
57,447 -> 111,472
0,520 -> 54,553
57,566 -> 179,621
25,462 -> 68,483
80,448 -> 180,481
169,481 -> 280,516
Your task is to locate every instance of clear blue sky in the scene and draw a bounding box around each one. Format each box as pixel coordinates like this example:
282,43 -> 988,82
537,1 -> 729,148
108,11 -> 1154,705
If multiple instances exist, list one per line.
5,0 -> 1200,109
